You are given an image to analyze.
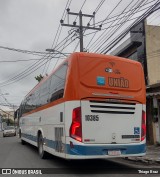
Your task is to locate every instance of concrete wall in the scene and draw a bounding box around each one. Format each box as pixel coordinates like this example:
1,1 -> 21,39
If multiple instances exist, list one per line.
145,25 -> 160,85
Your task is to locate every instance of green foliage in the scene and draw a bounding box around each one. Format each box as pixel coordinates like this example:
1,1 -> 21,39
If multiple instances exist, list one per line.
1,118 -> 14,125
2,114 -> 7,118
35,74 -> 43,82
8,119 -> 14,125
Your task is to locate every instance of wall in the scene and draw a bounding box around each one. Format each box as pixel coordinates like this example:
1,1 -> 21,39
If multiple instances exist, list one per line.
145,25 -> 160,85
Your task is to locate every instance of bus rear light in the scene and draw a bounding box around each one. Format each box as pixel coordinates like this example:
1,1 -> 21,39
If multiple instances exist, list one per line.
141,110 -> 146,141
70,107 -> 82,142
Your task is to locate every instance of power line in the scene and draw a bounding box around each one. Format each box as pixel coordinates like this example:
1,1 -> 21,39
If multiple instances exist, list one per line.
89,0 -> 157,27
73,0 -> 87,22
147,8 -> 160,21
87,0 -> 124,50
85,0 -> 107,49
51,0 -> 72,49
44,34 -> 71,74
84,0 -> 157,45
84,15 -> 143,38
59,0 -> 89,53
102,0 -> 160,52
88,0 -> 157,52
0,31 -> 75,86
0,55 -> 48,86
147,11 -> 160,23
98,4 -> 155,27
92,0 -> 151,53
95,0 -> 106,13
73,40 -> 80,52
0,35 -> 78,87
0,1 -> 147,84
47,35 -> 78,74
0,56 -> 67,63
0,32 -> 74,58
1,0 -> 158,88
44,35 -> 78,78
83,0 -> 106,33
101,0 -> 160,54
44,31 -> 77,74
53,30 -> 75,50
61,9 -> 101,52
91,0 -> 142,52
0,37 -> 73,86
0,46 -> 47,56
0,94 -> 17,110
43,0 -> 73,74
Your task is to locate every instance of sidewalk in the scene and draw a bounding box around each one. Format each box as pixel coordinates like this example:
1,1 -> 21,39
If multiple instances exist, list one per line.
126,145 -> 160,165
0,131 -> 3,138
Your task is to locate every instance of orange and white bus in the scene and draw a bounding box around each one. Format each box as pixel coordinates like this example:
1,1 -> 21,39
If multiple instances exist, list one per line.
18,52 -> 146,159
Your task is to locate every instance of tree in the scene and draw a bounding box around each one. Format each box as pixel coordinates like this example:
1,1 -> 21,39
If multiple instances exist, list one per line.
2,114 -> 7,119
35,74 -> 43,82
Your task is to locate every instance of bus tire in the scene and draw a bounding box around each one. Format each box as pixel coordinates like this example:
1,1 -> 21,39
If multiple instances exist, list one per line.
38,133 -> 48,159
19,130 -> 26,145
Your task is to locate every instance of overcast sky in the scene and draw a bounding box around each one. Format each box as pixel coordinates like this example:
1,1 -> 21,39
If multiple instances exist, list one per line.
0,0 -> 159,111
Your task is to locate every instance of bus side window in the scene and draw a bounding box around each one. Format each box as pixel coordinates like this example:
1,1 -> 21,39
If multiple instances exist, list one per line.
50,89 -> 64,102
34,88 -> 41,108
19,102 -> 24,117
24,94 -> 32,113
39,78 -> 51,105
22,99 -> 27,114
49,62 -> 68,102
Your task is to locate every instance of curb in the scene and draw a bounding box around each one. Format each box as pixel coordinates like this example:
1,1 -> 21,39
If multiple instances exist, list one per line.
126,157 -> 160,165
0,132 -> 3,138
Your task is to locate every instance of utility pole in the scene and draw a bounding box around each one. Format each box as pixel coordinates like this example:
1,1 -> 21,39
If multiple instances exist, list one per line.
60,9 -> 101,52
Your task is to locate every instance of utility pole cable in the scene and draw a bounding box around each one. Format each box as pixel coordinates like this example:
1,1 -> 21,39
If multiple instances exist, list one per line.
60,9 -> 101,52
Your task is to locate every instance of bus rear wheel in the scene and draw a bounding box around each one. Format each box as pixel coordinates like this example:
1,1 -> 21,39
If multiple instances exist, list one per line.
38,133 -> 48,159
19,130 -> 26,145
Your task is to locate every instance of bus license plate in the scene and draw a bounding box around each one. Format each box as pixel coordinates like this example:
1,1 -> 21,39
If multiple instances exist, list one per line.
108,150 -> 121,156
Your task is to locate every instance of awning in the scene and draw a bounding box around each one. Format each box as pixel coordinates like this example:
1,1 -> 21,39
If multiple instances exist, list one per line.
147,92 -> 160,97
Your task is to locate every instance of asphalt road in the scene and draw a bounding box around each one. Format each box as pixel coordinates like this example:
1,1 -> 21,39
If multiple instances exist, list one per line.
0,134 -> 159,177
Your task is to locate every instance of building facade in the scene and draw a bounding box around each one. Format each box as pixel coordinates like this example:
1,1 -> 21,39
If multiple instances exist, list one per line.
0,110 -> 15,127
110,20 -> 160,145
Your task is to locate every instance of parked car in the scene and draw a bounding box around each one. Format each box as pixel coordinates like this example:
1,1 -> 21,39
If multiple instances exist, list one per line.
3,126 -> 16,137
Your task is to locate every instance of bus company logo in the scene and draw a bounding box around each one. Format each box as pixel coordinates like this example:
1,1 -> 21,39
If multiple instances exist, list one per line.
2,169 -> 11,175
85,115 -> 99,121
105,61 -> 121,74
105,68 -> 113,73
108,77 -> 129,88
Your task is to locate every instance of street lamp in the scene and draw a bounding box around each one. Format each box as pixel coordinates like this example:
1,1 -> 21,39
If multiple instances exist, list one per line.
46,49 -> 68,57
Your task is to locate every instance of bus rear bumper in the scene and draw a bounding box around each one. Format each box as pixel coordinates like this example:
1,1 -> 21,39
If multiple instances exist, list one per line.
65,141 -> 146,159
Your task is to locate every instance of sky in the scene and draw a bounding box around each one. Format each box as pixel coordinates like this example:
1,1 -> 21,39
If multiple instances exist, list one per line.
0,0 -> 159,111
